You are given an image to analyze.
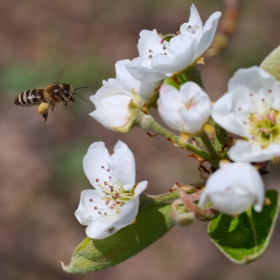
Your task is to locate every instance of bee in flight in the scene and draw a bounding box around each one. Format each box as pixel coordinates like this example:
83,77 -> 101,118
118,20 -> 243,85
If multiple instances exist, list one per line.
14,83 -> 88,122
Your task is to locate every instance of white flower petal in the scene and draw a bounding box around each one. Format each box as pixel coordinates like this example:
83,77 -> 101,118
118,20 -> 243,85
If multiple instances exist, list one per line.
158,82 -> 211,134
158,84 -> 183,108
157,104 -> 185,132
115,59 -> 160,104
151,36 -> 196,74
212,91 -> 248,137
115,59 -> 141,93
85,217 -> 114,239
196,11 -> 221,57
210,191 -> 256,215
199,162 -> 264,215
112,196 -> 140,229
83,142 -> 113,190
228,140 -> 280,162
85,196 -> 140,239
180,4 -> 203,36
90,83 -> 130,109
218,161 -> 264,213
228,66 -> 276,93
90,96 -> 132,130
134,180 -> 148,196
271,82 -> 280,110
111,141 -> 136,190
157,85 -> 186,132
75,189 -> 108,226
138,29 -> 166,58
126,57 -> 167,83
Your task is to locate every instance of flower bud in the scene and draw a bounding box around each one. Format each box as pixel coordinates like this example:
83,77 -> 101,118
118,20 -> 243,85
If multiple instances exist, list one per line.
198,161 -> 265,215
157,82 -> 211,135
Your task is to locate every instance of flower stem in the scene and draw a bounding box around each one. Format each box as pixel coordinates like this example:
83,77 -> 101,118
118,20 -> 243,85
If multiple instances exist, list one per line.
139,183 -> 202,208
199,131 -> 220,169
136,112 -> 211,161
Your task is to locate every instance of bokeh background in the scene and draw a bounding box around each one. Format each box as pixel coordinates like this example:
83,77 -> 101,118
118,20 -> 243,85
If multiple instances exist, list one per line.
1,0 -> 280,279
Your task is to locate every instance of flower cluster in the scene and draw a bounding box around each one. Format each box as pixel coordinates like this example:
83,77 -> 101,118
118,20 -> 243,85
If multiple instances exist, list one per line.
126,5 -> 221,83
75,3 -> 279,240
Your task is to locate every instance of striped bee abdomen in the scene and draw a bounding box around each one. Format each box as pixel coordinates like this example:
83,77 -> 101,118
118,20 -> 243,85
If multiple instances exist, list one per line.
14,89 -> 44,106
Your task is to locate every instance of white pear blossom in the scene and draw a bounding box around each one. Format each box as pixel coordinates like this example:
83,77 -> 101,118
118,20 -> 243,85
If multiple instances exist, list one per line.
90,59 -> 160,132
126,5 -> 221,83
75,141 -> 148,239
157,82 -> 211,134
212,66 -> 280,162
198,161 -> 264,215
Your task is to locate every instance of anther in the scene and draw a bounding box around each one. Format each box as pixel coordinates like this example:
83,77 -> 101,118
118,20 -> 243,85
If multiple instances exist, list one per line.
89,199 -> 93,202
96,178 -> 99,182
94,206 -> 98,210
149,55 -> 152,59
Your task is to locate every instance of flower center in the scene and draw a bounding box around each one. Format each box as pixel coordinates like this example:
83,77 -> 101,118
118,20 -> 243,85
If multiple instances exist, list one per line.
98,179 -> 134,219
147,39 -> 172,59
185,97 -> 196,109
246,109 -> 280,148
186,25 -> 201,42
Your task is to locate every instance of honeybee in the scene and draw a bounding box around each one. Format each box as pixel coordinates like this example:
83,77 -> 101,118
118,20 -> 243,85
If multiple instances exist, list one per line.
14,83 -> 87,122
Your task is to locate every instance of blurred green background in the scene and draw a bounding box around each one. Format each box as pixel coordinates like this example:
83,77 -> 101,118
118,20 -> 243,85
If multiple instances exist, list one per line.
1,0 -> 280,279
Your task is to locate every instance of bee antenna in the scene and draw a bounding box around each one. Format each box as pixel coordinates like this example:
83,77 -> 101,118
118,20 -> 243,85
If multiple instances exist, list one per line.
73,92 -> 88,103
73,86 -> 88,102
73,86 -> 89,91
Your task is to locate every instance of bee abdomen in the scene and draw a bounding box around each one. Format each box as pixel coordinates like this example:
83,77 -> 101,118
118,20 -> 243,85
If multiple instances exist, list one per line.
14,89 -> 44,106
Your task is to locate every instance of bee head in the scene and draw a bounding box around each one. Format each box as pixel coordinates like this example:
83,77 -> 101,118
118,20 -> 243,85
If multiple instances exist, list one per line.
62,83 -> 75,102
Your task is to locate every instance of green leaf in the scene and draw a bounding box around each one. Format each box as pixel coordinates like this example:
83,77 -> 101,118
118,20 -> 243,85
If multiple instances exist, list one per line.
208,189 -> 279,264
260,45 -> 280,80
62,203 -> 174,273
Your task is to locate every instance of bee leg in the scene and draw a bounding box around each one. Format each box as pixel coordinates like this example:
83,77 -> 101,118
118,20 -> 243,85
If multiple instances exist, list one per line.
38,102 -> 49,123
49,100 -> 55,111
42,112 -> 48,123
60,96 -> 68,110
